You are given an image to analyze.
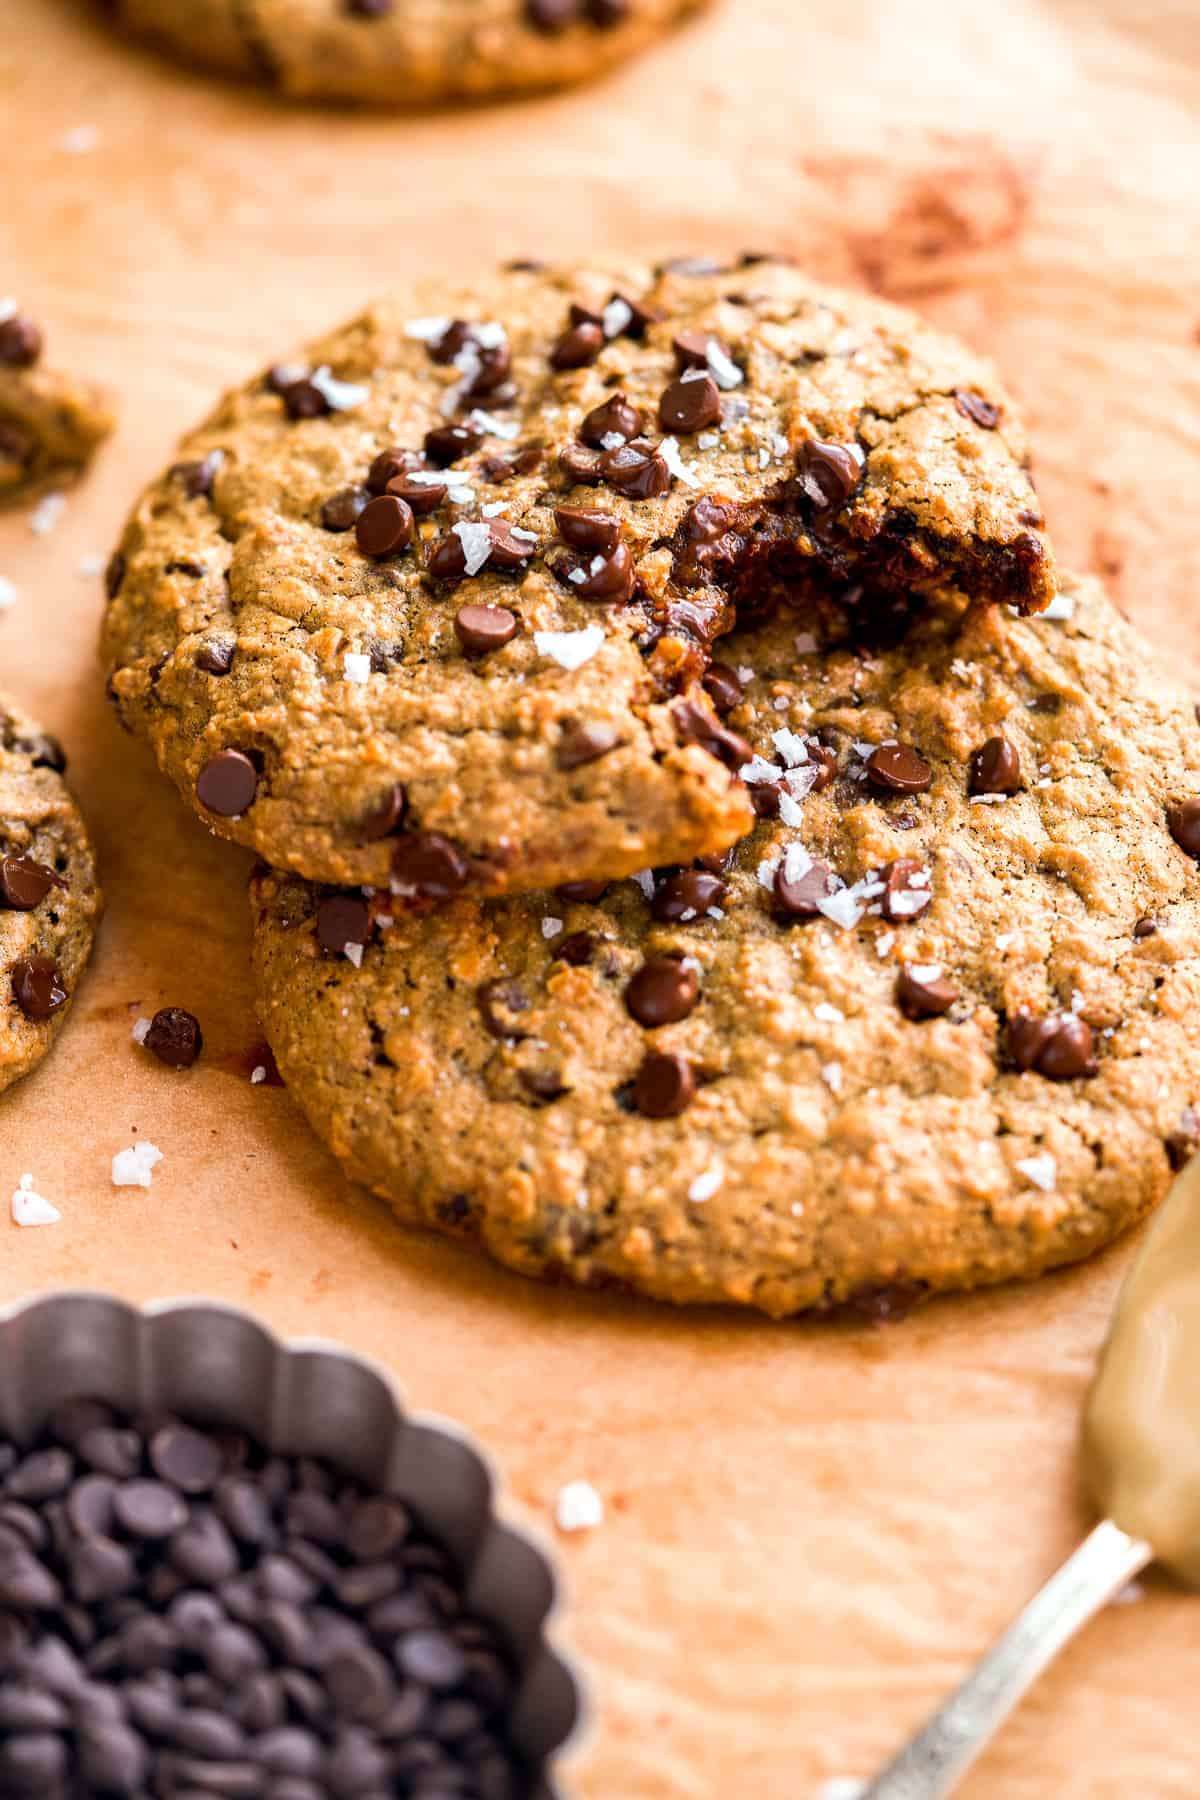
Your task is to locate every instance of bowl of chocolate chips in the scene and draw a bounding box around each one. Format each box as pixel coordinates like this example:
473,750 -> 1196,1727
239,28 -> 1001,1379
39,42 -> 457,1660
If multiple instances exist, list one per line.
0,1292 -> 580,1798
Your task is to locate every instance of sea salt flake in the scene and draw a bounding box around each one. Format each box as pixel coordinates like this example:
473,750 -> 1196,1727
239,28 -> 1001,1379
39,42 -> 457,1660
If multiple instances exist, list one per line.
0,577 -> 16,612
688,1164 -> 724,1203
10,1173 -> 61,1228
706,340 -> 744,389
480,501 -> 509,518
697,432 -> 720,450
772,727 -> 809,768
534,625 -> 605,671
784,764 -> 818,798
756,855 -> 781,891
250,1066 -> 268,1085
343,943 -> 364,969
0,299 -> 16,324
599,431 -> 625,451
453,521 -> 493,577
875,931 -> 895,958
817,887 -> 864,930
736,665 -> 754,684
659,436 -> 700,488
772,434 -> 790,458
468,409 -> 520,440
1043,592 -> 1076,622
995,932 -> 1017,951
131,1017 -> 152,1045
567,568 -> 586,586
781,843 -> 813,885
30,493 -> 66,536
815,1782 -> 866,1800
555,1480 -> 603,1534
510,526 -> 538,544
739,755 -> 784,784
970,792 -> 1009,805
541,917 -> 563,939
820,1061 -> 844,1095
405,316 -> 451,342
794,632 -> 819,654
111,1142 -> 163,1190
758,446 -> 772,469
1017,1152 -> 1057,1193
309,367 -> 368,412
631,869 -> 656,900
602,297 -> 633,338
814,1002 -> 844,1023
907,963 -> 943,983
343,652 -> 371,685
408,469 -> 457,486
778,790 -> 805,827
473,321 -> 507,350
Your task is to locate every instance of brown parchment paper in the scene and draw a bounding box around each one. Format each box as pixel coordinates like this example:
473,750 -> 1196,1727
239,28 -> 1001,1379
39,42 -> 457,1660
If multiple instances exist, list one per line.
2,1 -> 1200,1792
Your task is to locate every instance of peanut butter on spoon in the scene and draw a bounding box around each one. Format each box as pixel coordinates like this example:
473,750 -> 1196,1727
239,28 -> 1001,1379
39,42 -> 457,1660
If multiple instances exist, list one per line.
1083,1151 -> 1200,1586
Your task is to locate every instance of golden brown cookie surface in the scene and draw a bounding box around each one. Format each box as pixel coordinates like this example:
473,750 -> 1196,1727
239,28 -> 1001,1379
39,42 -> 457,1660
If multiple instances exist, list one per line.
103,259 -> 1050,895
250,574 -> 1200,1315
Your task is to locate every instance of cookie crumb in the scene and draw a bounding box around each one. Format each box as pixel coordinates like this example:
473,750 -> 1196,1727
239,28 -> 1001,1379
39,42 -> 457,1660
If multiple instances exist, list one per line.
555,1480 -> 604,1534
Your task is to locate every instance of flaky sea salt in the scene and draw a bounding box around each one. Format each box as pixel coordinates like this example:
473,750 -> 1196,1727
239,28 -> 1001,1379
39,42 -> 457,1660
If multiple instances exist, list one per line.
706,340 -> 744,389
814,1003 -> 844,1023
688,1164 -> 725,1203
772,727 -> 809,767
344,943 -> 364,969
602,297 -> 633,338
404,316 -> 451,342
815,1782 -> 866,1800
131,1017 -> 152,1045
250,1066 -> 268,1085
533,626 -> 604,671
739,755 -> 783,785
10,1173 -> 60,1228
820,1061 -> 844,1095
631,869 -> 656,900
756,854 -> 782,891
541,917 -> 563,939
781,843 -> 813,886
309,367 -> 368,412
1017,1152 -> 1057,1193
555,1481 -> 604,1534
469,409 -> 519,440
111,1142 -> 163,1190
77,553 -> 106,579
659,436 -> 700,488
30,493 -> 66,536
778,790 -> 805,828
453,521 -> 493,577
343,652 -> 371,685
0,576 -> 16,612
697,432 -> 721,450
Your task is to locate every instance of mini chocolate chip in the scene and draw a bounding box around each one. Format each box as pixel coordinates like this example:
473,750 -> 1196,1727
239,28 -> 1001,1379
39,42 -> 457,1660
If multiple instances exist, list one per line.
426,532 -> 469,582
896,966 -> 958,1019
550,321 -> 605,371
0,855 -> 58,910
481,442 -> 543,482
555,506 -> 622,553
773,857 -> 838,919
597,438 -> 672,496
476,979 -> 531,1041
113,1480 -> 187,1540
559,443 -> 602,484
702,663 -> 743,715
282,378 -> 331,420
486,520 -> 538,569
170,450 -> 223,499
1007,1009 -> 1098,1079
427,321 -> 478,365
558,879 -> 609,902
455,604 -> 518,656
399,1629 -> 467,1690
149,1424 -> 222,1494
671,328 -> 713,370
969,735 -> 1022,795
807,741 -> 838,791
659,373 -> 720,434
557,931 -> 595,965
321,486 -> 370,531
196,749 -> 258,816
672,697 -> 752,772
879,858 -> 933,923
389,476 -> 447,514
625,957 -> 699,1027
366,446 -> 423,494
580,392 -> 643,448
424,423 -> 483,467
651,869 -> 726,921
12,956 -> 68,1020
143,1007 -> 204,1069
954,389 -> 1002,429
0,312 -> 43,366
360,782 -> 408,841
751,782 -> 782,819
195,638 -> 235,675
866,743 -> 933,795
392,832 -> 468,900
316,895 -> 371,958
1167,798 -> 1200,859
553,539 -> 635,602
796,438 -> 864,511
557,720 -> 622,769
632,1051 -> 695,1118
356,494 -> 415,559
1133,915 -> 1159,939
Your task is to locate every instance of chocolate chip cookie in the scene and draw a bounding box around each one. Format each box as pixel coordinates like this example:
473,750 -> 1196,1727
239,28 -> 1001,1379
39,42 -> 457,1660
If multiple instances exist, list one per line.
250,572 -> 1200,1315
0,698 -> 102,1096
103,0 -> 708,105
0,304 -> 113,505
103,258 -> 1053,898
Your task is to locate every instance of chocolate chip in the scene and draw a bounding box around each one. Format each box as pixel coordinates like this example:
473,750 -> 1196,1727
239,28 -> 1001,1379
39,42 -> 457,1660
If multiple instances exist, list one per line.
423,423 -> 482,467
426,532 -> 469,582
486,520 -> 538,570
149,1424 -> 222,1494
0,855 -> 58,911
558,443 -> 602,485
651,869 -> 726,921
11,956 -> 67,1021
557,721 -> 622,769
113,1481 -> 187,1540
476,979 -> 531,1041
658,373 -> 720,434
773,856 -> 838,919
196,749 -> 258,816
806,740 -> 838,791
281,378 -> 331,420
321,486 -> 370,531
879,858 -> 933,923
527,0 -> 579,26
556,931 -> 596,965
701,663 -> 743,715
597,438 -> 672,496
1166,1107 -> 1200,1170
865,742 -> 933,795
391,832 -> 468,900
896,966 -> 958,1019
558,879 -> 609,902
555,506 -> 621,553
316,895 -> 371,958
143,1007 -> 203,1070
954,389 -> 1002,429
1167,798 -> 1200,859
170,449 -> 223,499
195,638 -> 235,675
625,957 -> 699,1027
553,540 -> 635,602
366,446 -> 424,494
454,604 -> 518,656
671,328 -> 713,370
0,313 -> 44,367
550,321 -> 605,370
1007,1009 -> 1098,1079
632,1051 -> 695,1117
590,0 -> 630,21
427,320 -> 478,365
969,735 -> 1022,795
388,476 -> 447,515
796,438 -> 864,511
481,442 -> 543,482
360,782 -> 407,841
579,393 -> 643,448
398,1629 -> 466,1690
355,494 -> 415,559
672,697 -> 752,772
1133,915 -> 1159,939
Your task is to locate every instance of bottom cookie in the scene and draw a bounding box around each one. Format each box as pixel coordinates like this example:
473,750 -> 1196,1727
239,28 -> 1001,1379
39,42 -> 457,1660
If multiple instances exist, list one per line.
251,574 -> 1200,1315
0,698 -> 102,1095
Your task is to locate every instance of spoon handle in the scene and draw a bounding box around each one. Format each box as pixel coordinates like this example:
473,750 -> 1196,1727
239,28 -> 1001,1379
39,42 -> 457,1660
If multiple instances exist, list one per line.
860,1520 -> 1153,1800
